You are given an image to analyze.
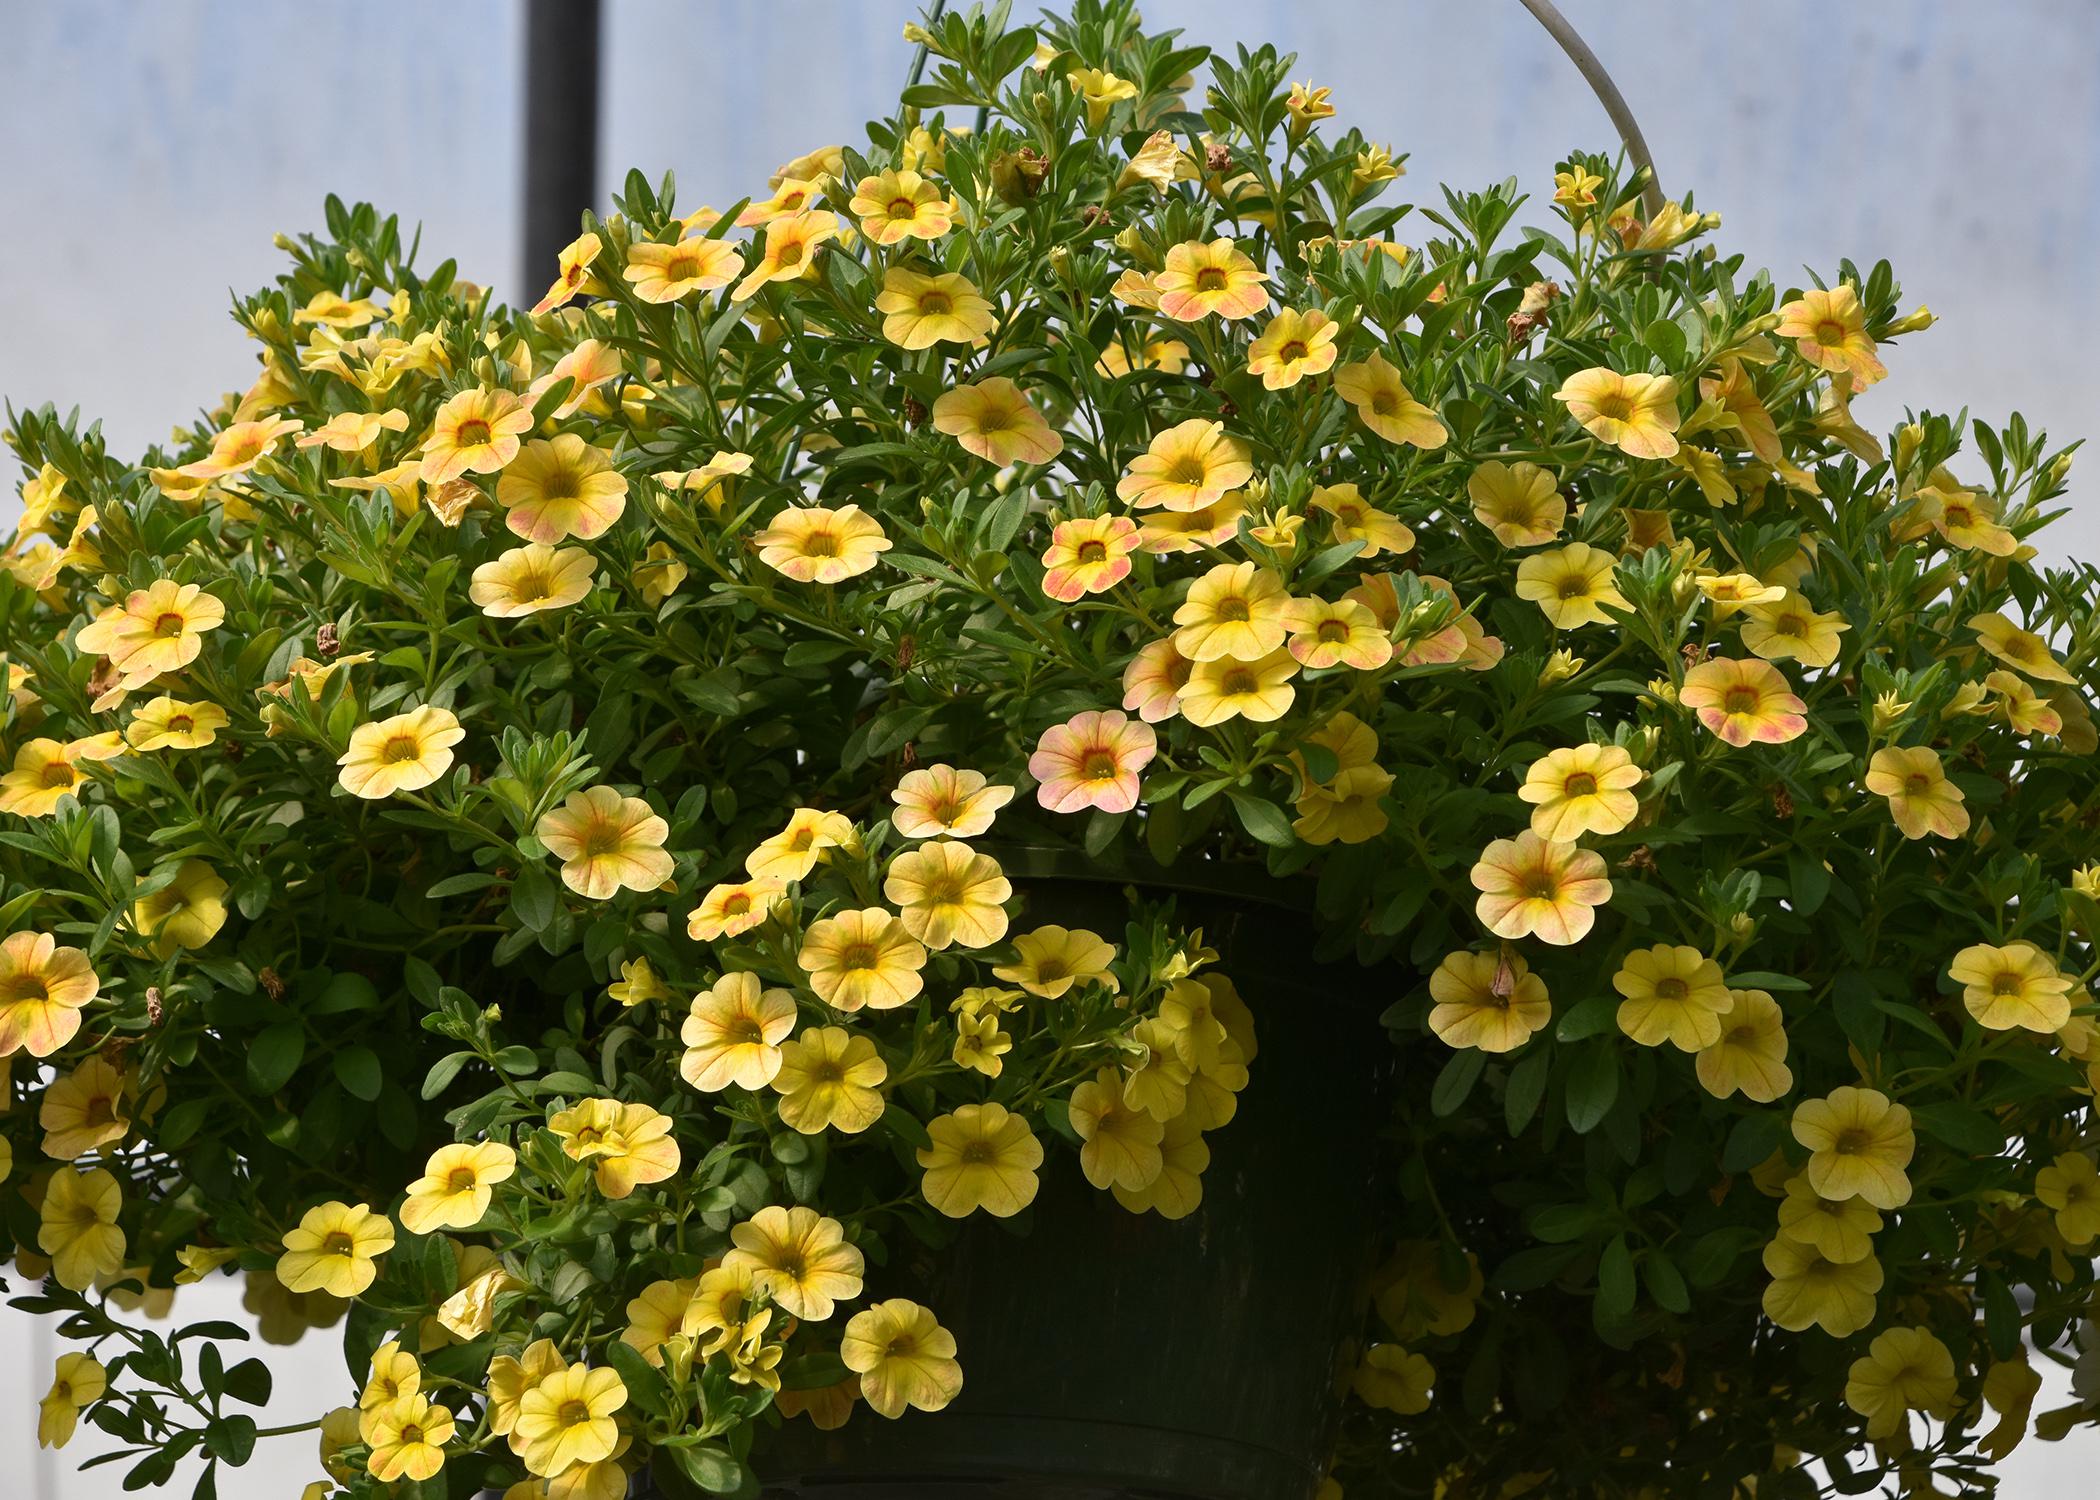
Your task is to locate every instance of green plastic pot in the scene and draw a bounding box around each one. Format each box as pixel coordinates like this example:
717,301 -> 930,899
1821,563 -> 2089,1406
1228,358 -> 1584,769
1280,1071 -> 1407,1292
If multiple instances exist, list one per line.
756,853 -> 1393,1499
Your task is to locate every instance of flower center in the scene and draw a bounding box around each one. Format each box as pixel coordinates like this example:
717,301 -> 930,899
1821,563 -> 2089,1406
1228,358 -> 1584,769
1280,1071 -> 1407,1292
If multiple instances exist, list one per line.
1563,772 -> 1598,797
723,892 -> 754,915
382,734 -> 424,765
1317,620 -> 1350,643
447,1168 -> 479,1192
1813,319 -> 1848,346
1558,577 -> 1590,600
1654,978 -> 1689,1001
1082,751 -> 1121,781
1278,340 -> 1310,362
959,1140 -> 995,1165
84,1096 -> 116,1126
169,715 -> 195,733
1370,391 -> 1398,415
456,419 -> 493,448
730,1018 -> 766,1044
887,197 -> 917,218
41,762 -> 78,788
323,1232 -> 357,1257
776,242 -> 806,268
154,611 -> 189,638
1992,973 -> 2023,997
1834,1128 -> 1873,1156
1217,597 -> 1251,622
1167,456 -> 1211,486
559,1400 -> 592,1427
1194,268 -> 1228,292
667,252 -> 704,282
1221,667 -> 1257,695
916,291 -> 953,315
812,1061 -> 845,1084
800,529 -> 841,558
1077,541 -> 1108,564
1722,688 -> 1760,714
2,975 -> 50,1004
1592,394 -> 1634,421
839,942 -> 880,971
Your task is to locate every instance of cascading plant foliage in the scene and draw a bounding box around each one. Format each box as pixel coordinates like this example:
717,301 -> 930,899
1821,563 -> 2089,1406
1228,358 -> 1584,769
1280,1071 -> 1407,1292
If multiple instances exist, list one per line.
3,1 -> 2099,1496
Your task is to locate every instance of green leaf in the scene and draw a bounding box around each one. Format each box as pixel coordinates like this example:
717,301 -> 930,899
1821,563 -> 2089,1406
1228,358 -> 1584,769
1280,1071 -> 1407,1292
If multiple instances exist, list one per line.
605,1339 -> 678,1422
221,1358 -> 272,1407
1723,970 -> 1811,993
332,1046 -> 384,1101
310,971 -> 382,1014
1504,1048 -> 1550,1136
1596,1235 -> 1636,1319
666,1442 -> 752,1496
1226,790 -> 1296,848
1720,1112 -> 1785,1173
1554,994 -> 1620,1041
1910,1102 -> 2004,1155
1641,1251 -> 1691,1314
421,1051 -> 473,1100
1431,1048 -> 1486,1117
245,1021 -> 305,1095
1563,1043 -> 1619,1134
509,865 -> 559,932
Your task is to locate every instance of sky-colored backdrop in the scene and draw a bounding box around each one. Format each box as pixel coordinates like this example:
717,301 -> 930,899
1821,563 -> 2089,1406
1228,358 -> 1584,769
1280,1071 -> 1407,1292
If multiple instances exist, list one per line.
2,2 -> 2096,1495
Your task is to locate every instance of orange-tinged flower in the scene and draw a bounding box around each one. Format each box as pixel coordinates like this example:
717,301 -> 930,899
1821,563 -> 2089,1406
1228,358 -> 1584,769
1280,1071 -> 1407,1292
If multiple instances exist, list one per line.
495,434 -> 629,542
1969,611 -> 2075,684
1117,419 -> 1254,512
1121,638 -> 1194,722
876,267 -> 997,350
840,1299 -> 962,1418
724,1205 -> 864,1320
420,388 -> 534,484
1246,307 -> 1340,389
1155,237 -> 1270,321
1613,943 -> 1731,1050
918,1102 -> 1044,1217
1681,657 -> 1808,746
733,210 -> 839,300
1029,709 -> 1156,813
1309,482 -> 1414,558
74,579 -> 226,693
398,1142 -> 517,1235
1285,79 -> 1336,128
993,925 -> 1119,999
1949,941 -> 2073,1033
1427,949 -> 1550,1053
1983,670 -> 2064,737
884,841 -> 1012,950
525,337 -> 625,419
1334,352 -> 1447,448
1172,561 -> 1291,661
1792,1087 -> 1915,1209
772,1025 -> 887,1134
623,235 -> 739,302
296,408 -> 410,452
850,168 -> 955,244
931,378 -> 1064,466
754,504 -> 892,584
798,907 -> 927,1010
276,1200 -> 394,1297
1515,543 -> 1628,629
1470,831 -> 1611,945
1741,594 -> 1850,668
535,786 -> 673,898
1554,368 -> 1681,459
0,931 -> 99,1058
737,175 -> 827,228
1519,742 -> 1643,841
468,543 -> 596,617
1283,597 -> 1392,670
687,876 -> 787,941
1864,747 -> 1969,840
746,807 -> 855,882
891,764 -> 1015,840
1775,284 -> 1885,387
177,416 -> 302,479
548,1099 -> 680,1198
530,231 -> 603,314
1696,988 -> 1793,1102
337,705 -> 464,799
1041,515 -> 1140,601
681,972 -> 798,1092
1179,650 -> 1299,726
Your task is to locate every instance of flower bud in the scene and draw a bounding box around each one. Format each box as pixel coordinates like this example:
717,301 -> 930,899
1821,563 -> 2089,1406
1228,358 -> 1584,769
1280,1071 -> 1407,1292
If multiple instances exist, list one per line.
1871,691 -> 1913,733
1896,423 -> 1925,473
2071,864 -> 2100,901
1538,649 -> 1584,686
1884,306 -> 1935,336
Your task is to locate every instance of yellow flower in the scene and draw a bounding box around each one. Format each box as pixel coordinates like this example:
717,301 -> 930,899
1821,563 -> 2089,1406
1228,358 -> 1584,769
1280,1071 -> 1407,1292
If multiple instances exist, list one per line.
526,337 -> 626,419
1983,670 -> 2063,737
1333,352 -> 1448,447
993,925 -> 1119,999
1948,941 -> 2073,1033
1308,482 -> 1415,559
1791,1087 -> 1915,1210
1553,167 -> 1603,208
495,434 -> 629,542
1518,742 -> 1643,841
1154,237 -> 1270,321
1292,764 -> 1395,844
177,415 -> 303,480
1695,989 -> 1793,1102
1775,284 -> 1885,387
622,235 -> 739,302
529,230 -> 603,314
420,387 -> 534,484
1741,594 -> 1850,668
39,1056 -> 132,1159
737,175 -> 826,227
1427,949 -> 1551,1053
363,1391 -> 455,1483
1068,65 -> 1138,127
622,1277 -> 701,1365
548,1099 -> 680,1198
1178,650 -> 1299,727
952,1011 -> 1012,1076
747,807 -> 856,883
125,696 -> 229,751
1920,480 -> 2017,556
1095,334 -> 1190,377
915,1100 -> 1044,1218
74,579 -> 226,693
890,764 -> 1015,840
1613,944 -> 1731,1051
1173,561 -> 1292,662
1760,1237 -> 1881,1336
931,378 -> 1065,466
468,542 -> 597,617
1352,1345 -> 1434,1414
849,168 -> 955,244
1554,367 -> 1681,459
1515,543 -> 1629,628
798,907 -> 928,1009
1070,1066 -> 1166,1191
733,210 -> 839,300
1969,610 -> 2075,684
1776,1174 -> 1881,1264
607,956 -> 672,1008
1844,1327 -> 1956,1439
1470,831 -> 1612,945
1680,657 -> 1808,746
1863,747 -> 1969,841
338,704 -> 465,799
875,267 -> 997,350
723,1205 -> 864,1320
680,971 -> 797,1092
884,841 -> 1012,950
487,1339 -> 566,1437
1246,307 -> 1340,389
633,541 -> 688,606
132,859 -> 230,957
754,503 -> 893,584
39,1166 -> 125,1291
2034,1152 -> 2100,1246
37,1352 -> 106,1449
0,738 -> 97,818
399,1141 -> 516,1235
0,931 -> 99,1058
295,407 -> 410,453
276,1200 -> 393,1296
687,876 -> 787,941
1111,1112 -> 1209,1219
1117,419 -> 1253,512
535,786 -> 673,899
772,1026 -> 887,1134
840,1299 -> 962,1418
1285,79 -> 1336,130
512,1365 -> 626,1478
361,1340 -> 421,1409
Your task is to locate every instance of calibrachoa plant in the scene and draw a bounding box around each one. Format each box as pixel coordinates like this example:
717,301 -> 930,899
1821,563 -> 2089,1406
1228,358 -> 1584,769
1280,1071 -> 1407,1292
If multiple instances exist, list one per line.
2,1 -> 2099,1496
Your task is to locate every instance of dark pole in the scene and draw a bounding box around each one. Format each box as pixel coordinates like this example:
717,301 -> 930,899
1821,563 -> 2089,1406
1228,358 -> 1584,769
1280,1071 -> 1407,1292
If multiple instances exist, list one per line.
521,0 -> 603,296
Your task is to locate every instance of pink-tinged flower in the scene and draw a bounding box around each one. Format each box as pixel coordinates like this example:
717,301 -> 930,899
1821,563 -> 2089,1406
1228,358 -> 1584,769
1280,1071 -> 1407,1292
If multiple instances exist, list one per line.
1041,516 -> 1140,602
1029,711 -> 1157,815
1680,657 -> 1809,747
1122,638 -> 1194,723
1470,832 -> 1612,946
